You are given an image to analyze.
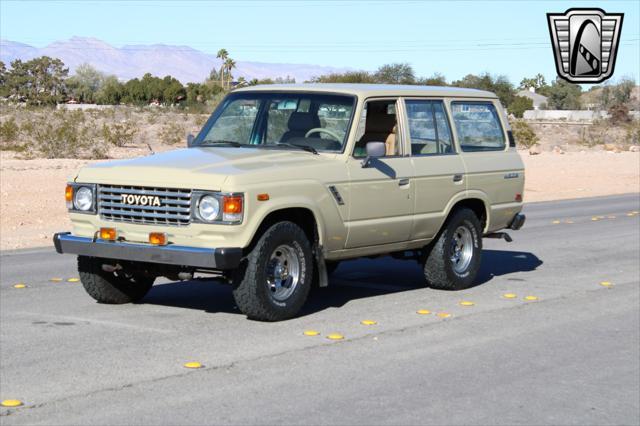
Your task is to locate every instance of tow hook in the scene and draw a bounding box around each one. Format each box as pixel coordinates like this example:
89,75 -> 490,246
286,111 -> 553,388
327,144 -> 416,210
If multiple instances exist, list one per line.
485,232 -> 513,242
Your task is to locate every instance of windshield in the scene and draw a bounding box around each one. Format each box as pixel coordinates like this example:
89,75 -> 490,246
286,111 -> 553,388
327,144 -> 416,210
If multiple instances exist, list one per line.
195,92 -> 356,153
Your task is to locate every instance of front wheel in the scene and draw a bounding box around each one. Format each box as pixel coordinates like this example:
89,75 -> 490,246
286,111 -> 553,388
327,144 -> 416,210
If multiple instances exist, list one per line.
78,256 -> 155,304
423,208 -> 482,290
232,221 -> 313,321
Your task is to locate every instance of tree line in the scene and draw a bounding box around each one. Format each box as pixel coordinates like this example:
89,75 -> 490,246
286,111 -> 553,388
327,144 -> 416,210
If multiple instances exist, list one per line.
0,56 -> 635,119
0,51 -> 286,108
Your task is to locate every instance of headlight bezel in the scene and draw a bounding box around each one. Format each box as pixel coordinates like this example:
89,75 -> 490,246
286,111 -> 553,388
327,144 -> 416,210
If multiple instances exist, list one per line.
66,183 -> 97,214
192,191 -> 244,225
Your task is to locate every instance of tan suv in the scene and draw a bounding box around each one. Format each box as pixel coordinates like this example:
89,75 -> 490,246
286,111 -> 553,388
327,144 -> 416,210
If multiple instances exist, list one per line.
54,84 -> 525,321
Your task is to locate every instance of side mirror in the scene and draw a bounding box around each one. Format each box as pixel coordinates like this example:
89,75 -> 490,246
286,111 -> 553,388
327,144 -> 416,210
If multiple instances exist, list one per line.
187,133 -> 195,147
361,141 -> 386,168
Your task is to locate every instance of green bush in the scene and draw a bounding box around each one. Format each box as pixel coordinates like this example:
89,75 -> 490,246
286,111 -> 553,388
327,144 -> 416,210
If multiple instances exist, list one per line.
0,117 -> 21,149
511,120 -> 539,148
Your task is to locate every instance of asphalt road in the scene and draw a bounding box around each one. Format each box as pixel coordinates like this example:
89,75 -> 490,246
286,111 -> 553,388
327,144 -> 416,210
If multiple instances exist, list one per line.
1,194 -> 639,425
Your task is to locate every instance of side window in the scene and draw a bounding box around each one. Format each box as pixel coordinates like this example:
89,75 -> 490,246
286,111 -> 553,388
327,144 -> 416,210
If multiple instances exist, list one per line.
450,101 -> 506,152
405,100 -> 453,155
353,100 -> 398,158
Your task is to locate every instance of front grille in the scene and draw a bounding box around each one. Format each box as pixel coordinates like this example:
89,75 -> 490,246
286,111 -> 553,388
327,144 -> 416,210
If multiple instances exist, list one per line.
98,185 -> 192,226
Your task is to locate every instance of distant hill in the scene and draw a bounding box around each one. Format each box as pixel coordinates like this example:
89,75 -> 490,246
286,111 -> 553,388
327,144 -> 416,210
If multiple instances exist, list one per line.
0,37 -> 348,83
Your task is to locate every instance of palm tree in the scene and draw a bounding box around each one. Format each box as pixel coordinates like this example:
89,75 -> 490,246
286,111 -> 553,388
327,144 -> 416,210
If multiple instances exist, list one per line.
216,49 -> 228,89
224,58 -> 236,89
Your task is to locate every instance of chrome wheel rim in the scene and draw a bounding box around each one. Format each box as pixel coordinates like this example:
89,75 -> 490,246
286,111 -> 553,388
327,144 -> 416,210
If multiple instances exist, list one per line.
450,226 -> 473,273
266,244 -> 300,302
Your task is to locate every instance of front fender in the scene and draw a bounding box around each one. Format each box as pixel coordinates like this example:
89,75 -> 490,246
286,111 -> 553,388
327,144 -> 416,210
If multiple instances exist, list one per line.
237,180 -> 348,252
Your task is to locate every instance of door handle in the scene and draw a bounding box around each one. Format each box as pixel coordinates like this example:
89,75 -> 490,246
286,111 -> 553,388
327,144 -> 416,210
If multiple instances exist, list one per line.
398,178 -> 410,186
453,174 -> 463,182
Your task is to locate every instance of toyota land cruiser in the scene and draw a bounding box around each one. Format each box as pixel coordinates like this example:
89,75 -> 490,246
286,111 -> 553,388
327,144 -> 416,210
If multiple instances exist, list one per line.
54,84 -> 525,321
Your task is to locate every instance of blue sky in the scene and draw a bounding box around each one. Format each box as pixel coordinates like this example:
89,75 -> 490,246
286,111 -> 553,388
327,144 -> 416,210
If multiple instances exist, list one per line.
1,0 -> 638,85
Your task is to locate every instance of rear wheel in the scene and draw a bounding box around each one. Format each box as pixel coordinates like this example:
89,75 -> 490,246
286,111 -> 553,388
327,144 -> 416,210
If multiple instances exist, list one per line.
78,256 -> 155,304
232,221 -> 313,321
422,208 -> 482,290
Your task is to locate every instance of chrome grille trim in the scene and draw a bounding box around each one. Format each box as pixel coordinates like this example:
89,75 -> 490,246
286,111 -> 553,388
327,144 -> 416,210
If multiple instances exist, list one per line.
98,185 -> 192,226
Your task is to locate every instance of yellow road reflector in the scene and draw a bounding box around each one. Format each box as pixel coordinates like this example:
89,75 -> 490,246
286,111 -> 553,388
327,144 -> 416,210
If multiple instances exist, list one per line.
67,278 -> 80,283
565,220 -> 574,224
627,213 -> 635,217
0,399 -> 23,407
13,284 -> 26,289
552,220 -> 560,224
503,293 -> 517,299
524,295 -> 538,301
183,362 -> 203,369
326,333 -> 344,340
591,217 -> 599,221
361,320 -> 377,326
303,330 -> 320,336
49,278 -> 63,282
459,301 -> 475,306
600,281 -> 614,288
416,309 -> 431,315
437,312 -> 451,318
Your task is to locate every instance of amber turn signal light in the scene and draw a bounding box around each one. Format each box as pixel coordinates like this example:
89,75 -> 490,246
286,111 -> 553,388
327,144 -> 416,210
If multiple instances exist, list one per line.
149,232 -> 168,246
65,185 -> 74,202
223,196 -> 243,214
65,184 -> 74,209
257,193 -> 270,201
99,227 -> 117,241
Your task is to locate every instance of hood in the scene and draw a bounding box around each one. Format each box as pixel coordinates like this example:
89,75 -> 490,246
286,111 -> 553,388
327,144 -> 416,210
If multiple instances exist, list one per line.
75,147 -> 327,190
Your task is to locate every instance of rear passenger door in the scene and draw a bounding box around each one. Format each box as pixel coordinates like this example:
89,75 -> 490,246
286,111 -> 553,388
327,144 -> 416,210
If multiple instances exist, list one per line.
449,100 -> 524,232
403,99 -> 467,240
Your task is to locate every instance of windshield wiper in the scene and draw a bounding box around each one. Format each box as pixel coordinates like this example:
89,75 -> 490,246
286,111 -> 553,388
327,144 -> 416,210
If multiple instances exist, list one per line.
274,143 -> 318,155
199,140 -> 243,147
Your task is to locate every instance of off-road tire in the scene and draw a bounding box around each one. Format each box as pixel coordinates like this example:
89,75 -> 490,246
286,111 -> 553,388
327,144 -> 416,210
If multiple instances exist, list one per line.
78,256 -> 155,304
423,208 -> 482,290
232,221 -> 313,321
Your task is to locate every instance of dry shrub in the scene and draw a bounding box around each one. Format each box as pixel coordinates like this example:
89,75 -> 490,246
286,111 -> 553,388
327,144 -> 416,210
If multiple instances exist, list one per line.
158,121 -> 186,145
102,121 -> 138,147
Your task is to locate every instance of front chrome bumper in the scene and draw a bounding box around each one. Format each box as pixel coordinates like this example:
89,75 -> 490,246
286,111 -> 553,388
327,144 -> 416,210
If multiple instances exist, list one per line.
53,232 -> 242,270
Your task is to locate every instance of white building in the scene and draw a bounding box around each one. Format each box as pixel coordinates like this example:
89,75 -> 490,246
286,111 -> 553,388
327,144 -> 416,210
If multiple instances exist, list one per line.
516,87 -> 548,110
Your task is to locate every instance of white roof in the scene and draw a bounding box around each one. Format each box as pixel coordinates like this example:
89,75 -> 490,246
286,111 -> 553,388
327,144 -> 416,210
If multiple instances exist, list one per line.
234,83 -> 497,99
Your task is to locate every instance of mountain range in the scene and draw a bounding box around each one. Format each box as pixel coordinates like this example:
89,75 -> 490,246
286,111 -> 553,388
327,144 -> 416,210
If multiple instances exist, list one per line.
0,37 -> 348,83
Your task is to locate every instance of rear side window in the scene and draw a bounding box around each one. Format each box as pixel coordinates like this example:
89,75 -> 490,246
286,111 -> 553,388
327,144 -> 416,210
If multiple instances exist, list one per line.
405,100 -> 453,155
451,102 -> 505,152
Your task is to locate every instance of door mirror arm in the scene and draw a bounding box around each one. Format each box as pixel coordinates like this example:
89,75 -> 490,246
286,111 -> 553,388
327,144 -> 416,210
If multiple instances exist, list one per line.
361,141 -> 386,168
187,133 -> 195,147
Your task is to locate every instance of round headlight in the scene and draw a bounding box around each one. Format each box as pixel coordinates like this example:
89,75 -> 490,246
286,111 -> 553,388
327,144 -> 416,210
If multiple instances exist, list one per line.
74,187 -> 93,211
198,195 -> 220,222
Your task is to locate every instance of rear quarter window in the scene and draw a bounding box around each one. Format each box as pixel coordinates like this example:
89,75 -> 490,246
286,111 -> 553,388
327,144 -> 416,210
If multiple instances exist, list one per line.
451,101 -> 505,152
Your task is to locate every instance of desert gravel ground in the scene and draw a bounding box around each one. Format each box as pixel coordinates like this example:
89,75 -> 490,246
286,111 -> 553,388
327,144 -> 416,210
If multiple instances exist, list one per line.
1,150 -> 638,250
0,194 -> 638,425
